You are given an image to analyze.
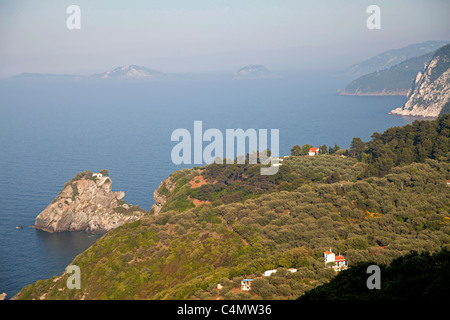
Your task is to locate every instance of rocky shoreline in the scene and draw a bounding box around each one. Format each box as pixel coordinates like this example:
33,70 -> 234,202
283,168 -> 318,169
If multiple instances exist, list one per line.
389,44 -> 450,118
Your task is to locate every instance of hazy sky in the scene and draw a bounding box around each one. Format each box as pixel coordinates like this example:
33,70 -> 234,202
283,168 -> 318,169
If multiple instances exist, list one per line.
0,0 -> 449,76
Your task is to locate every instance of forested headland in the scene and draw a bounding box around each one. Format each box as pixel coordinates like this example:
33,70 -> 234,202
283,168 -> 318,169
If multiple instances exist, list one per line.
15,115 -> 450,300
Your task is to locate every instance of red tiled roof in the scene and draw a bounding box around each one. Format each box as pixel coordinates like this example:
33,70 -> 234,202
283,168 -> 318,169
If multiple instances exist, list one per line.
324,250 -> 332,254
335,255 -> 346,262
310,147 -> 320,152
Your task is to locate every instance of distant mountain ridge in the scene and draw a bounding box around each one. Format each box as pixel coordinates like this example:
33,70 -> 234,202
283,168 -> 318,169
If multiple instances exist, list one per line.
340,51 -> 435,96
12,65 -> 165,81
344,40 -> 449,77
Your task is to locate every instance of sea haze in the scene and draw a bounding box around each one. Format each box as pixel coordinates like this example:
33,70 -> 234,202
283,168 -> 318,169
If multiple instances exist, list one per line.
0,72 -> 413,298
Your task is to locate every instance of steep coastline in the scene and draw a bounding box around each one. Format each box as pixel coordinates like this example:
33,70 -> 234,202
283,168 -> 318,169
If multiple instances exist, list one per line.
34,171 -> 145,233
390,44 -> 450,118
150,176 -> 175,215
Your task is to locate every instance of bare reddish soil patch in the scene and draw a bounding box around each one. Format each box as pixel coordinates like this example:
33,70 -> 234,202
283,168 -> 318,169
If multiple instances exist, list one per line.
187,195 -> 212,207
189,175 -> 209,188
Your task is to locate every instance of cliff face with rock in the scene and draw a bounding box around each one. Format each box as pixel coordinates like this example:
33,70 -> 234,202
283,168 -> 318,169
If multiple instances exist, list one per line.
390,44 -> 450,118
34,171 -> 145,233
150,176 -> 175,215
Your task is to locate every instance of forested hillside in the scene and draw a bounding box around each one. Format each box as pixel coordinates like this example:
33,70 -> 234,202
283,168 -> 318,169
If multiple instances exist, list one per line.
15,115 -> 450,300
356,114 -> 449,177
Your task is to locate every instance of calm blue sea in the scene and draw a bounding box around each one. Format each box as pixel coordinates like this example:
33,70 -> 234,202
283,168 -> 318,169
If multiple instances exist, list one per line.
0,72 -> 413,299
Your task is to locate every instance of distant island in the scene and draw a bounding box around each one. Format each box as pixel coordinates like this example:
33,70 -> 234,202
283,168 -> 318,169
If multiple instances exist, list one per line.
10,65 -> 165,81
91,65 -> 164,80
8,64 -> 279,81
235,65 -> 275,78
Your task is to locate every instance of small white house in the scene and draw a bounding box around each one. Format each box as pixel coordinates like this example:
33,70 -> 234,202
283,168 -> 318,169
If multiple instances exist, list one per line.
93,172 -> 103,178
240,279 -> 253,291
324,248 -> 347,271
272,163 -> 282,167
264,269 -> 277,277
309,147 -> 320,156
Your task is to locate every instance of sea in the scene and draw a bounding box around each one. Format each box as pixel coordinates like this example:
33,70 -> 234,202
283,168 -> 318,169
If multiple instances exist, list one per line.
0,71 -> 414,299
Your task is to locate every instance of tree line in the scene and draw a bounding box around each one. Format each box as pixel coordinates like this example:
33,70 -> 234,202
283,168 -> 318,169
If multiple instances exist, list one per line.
290,114 -> 450,178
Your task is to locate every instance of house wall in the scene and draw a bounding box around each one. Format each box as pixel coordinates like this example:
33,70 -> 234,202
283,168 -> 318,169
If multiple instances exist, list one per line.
324,252 -> 335,263
264,270 -> 277,277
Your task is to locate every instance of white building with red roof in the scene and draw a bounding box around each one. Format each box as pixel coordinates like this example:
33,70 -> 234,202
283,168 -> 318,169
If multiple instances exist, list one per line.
324,248 -> 347,271
309,147 -> 320,156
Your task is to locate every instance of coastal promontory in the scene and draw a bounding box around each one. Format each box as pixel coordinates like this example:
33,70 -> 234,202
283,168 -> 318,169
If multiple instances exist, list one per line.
34,170 -> 145,233
390,43 -> 450,117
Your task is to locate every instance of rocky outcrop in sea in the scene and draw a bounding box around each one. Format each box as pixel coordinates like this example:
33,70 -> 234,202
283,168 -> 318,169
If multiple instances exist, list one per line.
34,171 -> 145,233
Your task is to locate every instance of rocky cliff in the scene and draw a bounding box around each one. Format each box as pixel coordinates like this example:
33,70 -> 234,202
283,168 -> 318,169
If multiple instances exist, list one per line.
34,171 -> 145,233
150,176 -> 175,215
390,44 -> 450,118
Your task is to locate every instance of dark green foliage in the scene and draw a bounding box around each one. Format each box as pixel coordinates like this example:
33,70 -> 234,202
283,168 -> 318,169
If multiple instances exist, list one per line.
71,182 -> 79,201
328,144 -> 341,154
186,162 -> 303,205
285,154 -> 365,183
290,144 -> 312,156
358,114 -> 450,177
428,44 -> 450,83
349,137 -> 366,159
290,145 -> 302,156
63,170 -> 94,189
